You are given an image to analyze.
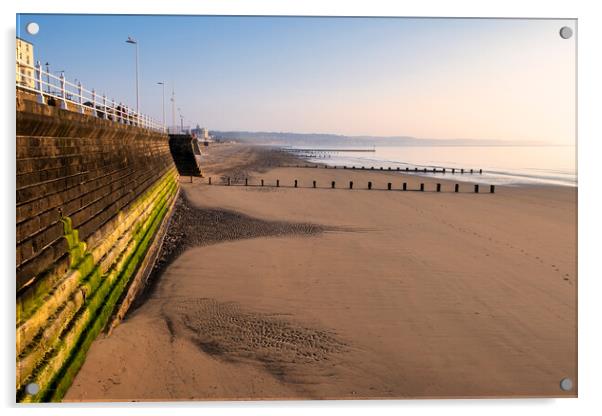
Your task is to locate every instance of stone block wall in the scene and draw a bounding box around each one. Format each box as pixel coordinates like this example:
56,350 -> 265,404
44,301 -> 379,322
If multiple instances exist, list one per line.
16,94 -> 179,402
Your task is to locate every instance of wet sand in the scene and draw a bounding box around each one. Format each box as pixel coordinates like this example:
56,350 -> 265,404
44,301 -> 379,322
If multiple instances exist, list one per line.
65,143 -> 577,401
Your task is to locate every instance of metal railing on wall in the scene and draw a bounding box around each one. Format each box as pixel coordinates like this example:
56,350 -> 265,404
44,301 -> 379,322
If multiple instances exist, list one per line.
16,60 -> 165,132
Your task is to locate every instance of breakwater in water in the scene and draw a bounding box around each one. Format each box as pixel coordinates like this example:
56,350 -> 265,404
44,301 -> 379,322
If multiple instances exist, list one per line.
16,92 -> 179,402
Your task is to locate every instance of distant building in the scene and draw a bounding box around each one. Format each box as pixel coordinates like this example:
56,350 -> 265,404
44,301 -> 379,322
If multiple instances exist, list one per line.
191,124 -> 211,140
16,37 -> 35,88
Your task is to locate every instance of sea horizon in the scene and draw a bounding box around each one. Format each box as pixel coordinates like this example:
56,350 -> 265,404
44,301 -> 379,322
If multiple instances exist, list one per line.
285,144 -> 577,187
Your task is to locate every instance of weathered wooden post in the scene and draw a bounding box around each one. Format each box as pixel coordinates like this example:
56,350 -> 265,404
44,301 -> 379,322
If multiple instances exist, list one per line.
490,185 -> 495,193
334,166 -> 337,169
461,168 -> 464,174
423,168 -> 427,173
403,182 -> 407,191
371,166 -> 374,170
245,178 -> 248,186
432,168 -> 436,173
190,175 -> 193,183
313,180 -> 316,188
349,181 -> 353,189
368,181 -> 372,190
455,183 -> 459,193
452,168 -> 455,174
380,167 -> 383,171
414,168 -> 418,172
227,177 -> 231,186
352,166 -> 355,169
261,179 -> 264,187
387,183 -> 392,190
443,168 -> 446,174
294,179 -> 298,188
480,169 -> 483,174
388,167 -> 392,171
474,184 -> 479,193
420,183 -> 424,192
331,181 -> 335,189
276,179 -> 279,187
343,166 -> 346,169
362,166 -> 365,170
470,169 -> 474,174
208,177 -> 212,185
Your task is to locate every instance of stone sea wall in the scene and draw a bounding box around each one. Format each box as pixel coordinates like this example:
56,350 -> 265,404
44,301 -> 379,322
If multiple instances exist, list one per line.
16,95 -> 179,402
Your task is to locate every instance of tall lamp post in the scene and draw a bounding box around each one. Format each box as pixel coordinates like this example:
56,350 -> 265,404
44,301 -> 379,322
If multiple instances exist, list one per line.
157,81 -> 166,132
178,107 -> 184,133
170,87 -> 176,133
125,36 -> 139,117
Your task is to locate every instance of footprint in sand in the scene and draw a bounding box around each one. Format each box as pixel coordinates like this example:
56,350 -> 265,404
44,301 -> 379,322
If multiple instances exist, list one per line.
161,298 -> 349,385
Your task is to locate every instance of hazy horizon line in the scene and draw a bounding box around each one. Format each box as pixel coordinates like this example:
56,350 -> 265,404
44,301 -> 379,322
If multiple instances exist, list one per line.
210,129 -> 574,146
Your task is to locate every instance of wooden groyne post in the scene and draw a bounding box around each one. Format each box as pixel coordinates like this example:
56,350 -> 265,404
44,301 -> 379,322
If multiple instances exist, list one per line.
349,181 -> 353,189
368,181 -> 372,190
436,183 -> 441,192
294,179 -> 298,188
420,183 -> 424,192
474,184 -> 479,193
313,180 -> 316,188
208,177 -> 212,185
455,183 -> 459,193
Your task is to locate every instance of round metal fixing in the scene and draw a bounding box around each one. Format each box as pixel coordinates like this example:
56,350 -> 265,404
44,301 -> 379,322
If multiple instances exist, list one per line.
26,22 -> 40,35
559,377 -> 573,391
559,26 -> 573,39
25,383 -> 40,395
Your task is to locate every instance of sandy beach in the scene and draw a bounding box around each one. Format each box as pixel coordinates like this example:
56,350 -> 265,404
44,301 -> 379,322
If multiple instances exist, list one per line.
65,143 -> 577,401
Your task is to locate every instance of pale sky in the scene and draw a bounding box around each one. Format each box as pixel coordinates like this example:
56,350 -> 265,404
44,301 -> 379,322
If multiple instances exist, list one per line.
18,15 -> 576,144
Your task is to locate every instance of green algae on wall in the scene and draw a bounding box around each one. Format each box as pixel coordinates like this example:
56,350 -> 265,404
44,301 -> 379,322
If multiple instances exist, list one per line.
17,170 -> 178,403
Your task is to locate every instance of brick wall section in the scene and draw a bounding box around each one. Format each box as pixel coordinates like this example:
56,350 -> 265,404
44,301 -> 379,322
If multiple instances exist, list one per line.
16,95 -> 175,298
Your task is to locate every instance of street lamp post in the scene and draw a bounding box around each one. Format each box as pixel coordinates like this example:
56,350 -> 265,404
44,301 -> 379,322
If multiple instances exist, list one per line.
171,87 -> 176,134
125,36 -> 140,119
157,82 -> 165,132
178,107 -> 184,133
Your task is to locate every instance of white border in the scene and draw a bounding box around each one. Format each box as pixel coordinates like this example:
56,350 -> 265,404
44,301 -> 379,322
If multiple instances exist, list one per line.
3,1 -> 601,415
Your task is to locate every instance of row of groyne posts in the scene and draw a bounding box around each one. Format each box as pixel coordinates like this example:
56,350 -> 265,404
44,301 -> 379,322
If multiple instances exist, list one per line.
205,164 -> 495,193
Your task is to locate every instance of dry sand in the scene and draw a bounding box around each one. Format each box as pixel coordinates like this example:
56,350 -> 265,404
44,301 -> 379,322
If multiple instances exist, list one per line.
65,143 -> 577,401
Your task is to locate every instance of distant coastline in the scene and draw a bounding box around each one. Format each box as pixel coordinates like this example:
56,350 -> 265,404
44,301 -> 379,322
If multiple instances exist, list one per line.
211,130 -> 567,148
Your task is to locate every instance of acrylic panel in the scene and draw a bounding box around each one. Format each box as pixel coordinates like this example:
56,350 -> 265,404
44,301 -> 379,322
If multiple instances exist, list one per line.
15,14 -> 577,402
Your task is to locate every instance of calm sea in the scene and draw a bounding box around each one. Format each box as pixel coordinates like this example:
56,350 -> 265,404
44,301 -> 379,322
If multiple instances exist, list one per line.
299,145 -> 576,187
